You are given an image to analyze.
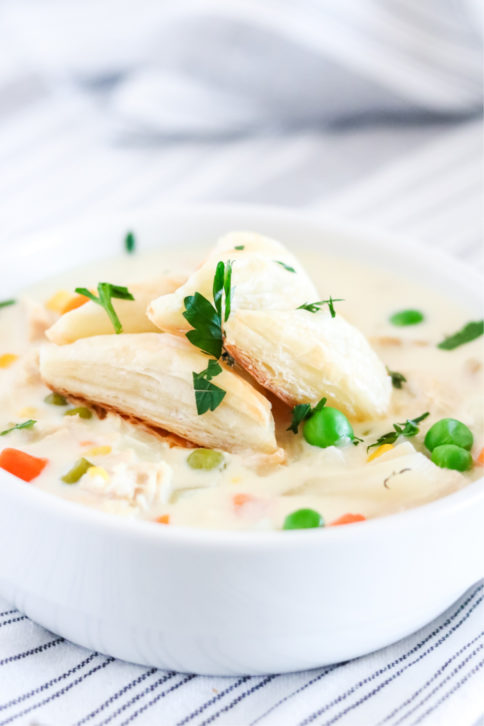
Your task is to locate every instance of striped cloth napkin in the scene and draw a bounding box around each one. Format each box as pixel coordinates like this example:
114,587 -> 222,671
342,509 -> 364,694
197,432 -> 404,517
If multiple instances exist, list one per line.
0,583 -> 482,725
0,1 -> 483,724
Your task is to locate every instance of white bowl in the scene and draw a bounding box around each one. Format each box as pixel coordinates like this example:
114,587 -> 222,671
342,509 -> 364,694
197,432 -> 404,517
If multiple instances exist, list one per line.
0,205 -> 482,676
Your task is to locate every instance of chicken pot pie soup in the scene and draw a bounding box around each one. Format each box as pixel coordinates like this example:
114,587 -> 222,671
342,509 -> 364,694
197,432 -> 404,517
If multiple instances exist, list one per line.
0,231 -> 482,531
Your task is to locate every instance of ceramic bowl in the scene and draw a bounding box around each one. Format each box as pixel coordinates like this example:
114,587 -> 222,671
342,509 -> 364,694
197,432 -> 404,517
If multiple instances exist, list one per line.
0,205 -> 482,675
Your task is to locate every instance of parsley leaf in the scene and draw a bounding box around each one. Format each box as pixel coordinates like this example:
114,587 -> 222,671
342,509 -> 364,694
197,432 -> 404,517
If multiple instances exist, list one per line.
192,360 -> 226,415
183,260 -> 233,359
234,245 -> 245,250
0,419 -> 36,436
437,320 -> 483,350
298,297 -> 344,317
367,412 -> 429,451
387,367 -> 407,389
287,404 -> 312,434
275,260 -> 296,273
0,299 -> 16,309
74,282 -> 134,334
287,397 -> 327,434
184,292 -> 223,358
125,231 -> 136,253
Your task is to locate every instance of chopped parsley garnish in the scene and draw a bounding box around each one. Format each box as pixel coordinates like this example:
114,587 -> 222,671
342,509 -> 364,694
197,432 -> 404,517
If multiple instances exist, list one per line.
184,262 -> 234,414
437,320 -> 483,350
184,292 -> 223,358
275,260 -> 296,273
298,297 -> 344,317
387,367 -> 407,389
287,397 -> 326,434
193,360 -> 226,415
367,412 -> 429,451
390,309 -> 424,326
0,299 -> 16,309
183,260 -> 233,359
74,283 -> 134,334
125,231 -> 136,254
234,245 -> 245,250
0,419 -> 36,436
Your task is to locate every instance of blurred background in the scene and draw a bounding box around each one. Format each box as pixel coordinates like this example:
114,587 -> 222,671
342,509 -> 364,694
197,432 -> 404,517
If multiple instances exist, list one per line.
0,0 -> 482,264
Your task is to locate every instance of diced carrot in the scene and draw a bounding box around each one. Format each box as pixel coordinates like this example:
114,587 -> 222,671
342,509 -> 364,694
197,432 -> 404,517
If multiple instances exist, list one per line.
61,294 -> 89,314
331,513 -> 366,526
0,448 -> 48,482
80,441 -> 96,447
476,448 -> 484,466
367,443 -> 393,462
156,514 -> 170,524
233,493 -> 254,509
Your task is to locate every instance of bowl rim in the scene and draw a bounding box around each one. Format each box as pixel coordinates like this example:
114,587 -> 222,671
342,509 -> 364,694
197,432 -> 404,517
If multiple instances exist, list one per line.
1,201 -> 483,549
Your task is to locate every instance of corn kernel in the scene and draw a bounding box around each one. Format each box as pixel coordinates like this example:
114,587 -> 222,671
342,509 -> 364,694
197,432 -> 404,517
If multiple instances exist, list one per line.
0,354 -> 18,368
87,466 -> 109,481
45,290 -> 73,313
367,443 -> 394,462
86,445 -> 112,457
18,407 -> 38,418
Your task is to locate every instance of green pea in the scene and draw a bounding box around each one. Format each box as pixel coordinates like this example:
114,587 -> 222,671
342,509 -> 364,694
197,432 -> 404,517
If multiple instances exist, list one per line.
283,508 -> 324,530
424,418 -> 473,452
61,458 -> 93,484
431,445 -> 472,472
187,449 -> 224,471
44,392 -> 68,406
390,309 -> 424,326
303,407 -> 354,448
64,407 -> 92,419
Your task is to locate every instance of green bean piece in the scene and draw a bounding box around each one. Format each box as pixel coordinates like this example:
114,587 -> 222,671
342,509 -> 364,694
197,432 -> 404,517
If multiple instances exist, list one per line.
64,407 -> 92,419
61,458 -> 93,484
44,392 -> 68,406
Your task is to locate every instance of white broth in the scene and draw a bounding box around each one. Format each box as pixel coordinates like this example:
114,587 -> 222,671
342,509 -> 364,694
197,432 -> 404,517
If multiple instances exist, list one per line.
0,244 -> 482,531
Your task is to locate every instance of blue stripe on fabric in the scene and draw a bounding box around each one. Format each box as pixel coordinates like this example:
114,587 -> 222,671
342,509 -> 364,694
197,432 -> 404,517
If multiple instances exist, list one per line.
298,584 -> 483,725
251,665 -> 341,725
0,653 -> 98,711
317,594 -> 484,726
394,640 -> 484,726
75,668 -> 157,725
0,617 -> 27,629
96,673 -> 177,726
378,632 -> 484,724
176,676 -> 250,726
197,676 -> 277,726
0,638 -> 63,667
0,657 -> 114,725
119,675 -> 197,726
411,658 -> 484,726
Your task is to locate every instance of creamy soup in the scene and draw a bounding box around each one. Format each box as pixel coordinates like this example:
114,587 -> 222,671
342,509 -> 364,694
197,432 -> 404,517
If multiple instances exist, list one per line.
0,235 -> 482,531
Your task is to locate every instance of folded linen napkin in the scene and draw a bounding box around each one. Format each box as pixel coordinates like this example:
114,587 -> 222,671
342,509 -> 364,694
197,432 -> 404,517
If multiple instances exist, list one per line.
0,0 -> 482,137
